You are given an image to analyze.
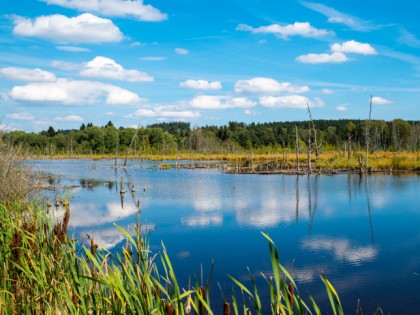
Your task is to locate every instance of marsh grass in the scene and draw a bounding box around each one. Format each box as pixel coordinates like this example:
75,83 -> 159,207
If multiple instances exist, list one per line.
32,150 -> 420,173
0,203 -> 384,314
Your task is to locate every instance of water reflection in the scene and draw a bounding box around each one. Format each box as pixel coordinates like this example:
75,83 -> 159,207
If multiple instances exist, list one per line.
31,159 -> 420,314
302,236 -> 378,265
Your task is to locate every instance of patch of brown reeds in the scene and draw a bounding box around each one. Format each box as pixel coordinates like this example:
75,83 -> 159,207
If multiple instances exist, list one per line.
0,131 -> 40,205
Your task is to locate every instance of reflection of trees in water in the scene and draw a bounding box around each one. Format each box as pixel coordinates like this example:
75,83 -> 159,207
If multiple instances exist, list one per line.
295,175 -> 299,223
294,174 -> 318,232
365,175 -> 375,245
306,174 -> 319,233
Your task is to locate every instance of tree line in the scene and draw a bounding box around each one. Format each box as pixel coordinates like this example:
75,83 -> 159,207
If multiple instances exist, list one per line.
3,119 -> 420,156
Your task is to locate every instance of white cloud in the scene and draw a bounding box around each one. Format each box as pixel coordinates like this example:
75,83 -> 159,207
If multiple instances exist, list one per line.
160,111 -> 200,118
127,108 -> 200,119
13,13 -> 123,44
130,41 -> 142,47
331,40 -> 377,55
79,56 -> 154,82
56,45 -> 90,52
0,67 -> 56,82
336,105 -> 347,111
40,0 -> 167,22
296,52 -> 348,64
7,112 -> 34,120
174,48 -> 189,55
190,95 -> 256,110
236,22 -> 333,39
301,2 -> 377,31
322,88 -> 334,94
9,79 -> 143,105
235,77 -> 309,94
180,80 -> 222,90
51,60 -> 81,71
139,56 -> 167,61
54,115 -> 83,121
371,96 -> 392,105
244,109 -> 260,115
259,95 -> 311,109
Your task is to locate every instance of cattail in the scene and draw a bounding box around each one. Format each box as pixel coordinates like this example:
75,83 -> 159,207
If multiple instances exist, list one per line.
223,302 -> 230,315
199,286 -> 206,315
11,230 -> 22,262
72,291 -> 79,306
185,295 -> 192,314
288,283 -> 294,311
90,237 -> 96,257
165,302 -> 173,315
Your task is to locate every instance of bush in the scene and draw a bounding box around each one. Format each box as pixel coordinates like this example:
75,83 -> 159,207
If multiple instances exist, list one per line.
0,133 -> 39,204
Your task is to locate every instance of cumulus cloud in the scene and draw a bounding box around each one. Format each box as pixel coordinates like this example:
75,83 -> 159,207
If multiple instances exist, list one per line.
235,77 -> 309,94
56,45 -> 90,52
13,13 -> 123,44
40,0 -> 167,22
127,108 -> 200,119
7,112 -> 34,120
296,52 -> 348,64
371,96 -> 392,105
259,95 -> 314,109
190,95 -> 256,110
79,56 -> 154,82
236,22 -> 333,39
9,79 -> 143,105
54,115 -> 83,121
331,40 -> 377,55
336,105 -> 347,111
0,67 -> 56,82
180,80 -> 222,90
174,48 -> 189,55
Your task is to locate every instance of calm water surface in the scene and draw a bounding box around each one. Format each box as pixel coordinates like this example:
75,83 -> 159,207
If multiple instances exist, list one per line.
31,159 -> 420,314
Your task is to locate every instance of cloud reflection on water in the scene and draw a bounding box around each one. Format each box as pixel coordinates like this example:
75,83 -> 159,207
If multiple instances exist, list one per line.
302,236 -> 378,265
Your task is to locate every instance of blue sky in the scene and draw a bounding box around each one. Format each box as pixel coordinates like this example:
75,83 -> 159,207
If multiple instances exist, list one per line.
1,0 -> 419,131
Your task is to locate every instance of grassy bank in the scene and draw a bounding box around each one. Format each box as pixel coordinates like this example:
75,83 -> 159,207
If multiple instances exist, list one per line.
0,201 -> 364,315
30,150 -> 420,173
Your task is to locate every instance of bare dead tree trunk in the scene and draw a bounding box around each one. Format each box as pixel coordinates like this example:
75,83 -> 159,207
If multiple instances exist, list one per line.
365,95 -> 372,172
295,125 -> 300,172
123,124 -> 141,168
347,134 -> 353,160
307,122 -> 312,174
307,102 -> 322,162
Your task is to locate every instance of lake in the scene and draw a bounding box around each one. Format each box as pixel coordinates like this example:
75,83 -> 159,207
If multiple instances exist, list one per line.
30,159 -> 420,314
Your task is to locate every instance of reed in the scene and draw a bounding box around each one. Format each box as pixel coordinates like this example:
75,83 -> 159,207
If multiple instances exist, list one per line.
0,202 -> 379,314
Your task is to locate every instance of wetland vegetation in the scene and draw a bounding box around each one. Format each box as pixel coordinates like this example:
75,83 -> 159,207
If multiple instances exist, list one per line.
1,119 -> 419,314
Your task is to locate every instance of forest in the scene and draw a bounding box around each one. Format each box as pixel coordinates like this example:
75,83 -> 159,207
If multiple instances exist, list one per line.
3,118 -> 420,156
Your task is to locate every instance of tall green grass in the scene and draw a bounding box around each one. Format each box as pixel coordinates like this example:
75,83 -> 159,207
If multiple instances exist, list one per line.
0,203 -> 380,314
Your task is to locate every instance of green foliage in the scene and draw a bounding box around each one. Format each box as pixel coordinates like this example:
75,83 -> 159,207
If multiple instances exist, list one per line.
2,119 -> 420,156
0,203 -> 386,314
